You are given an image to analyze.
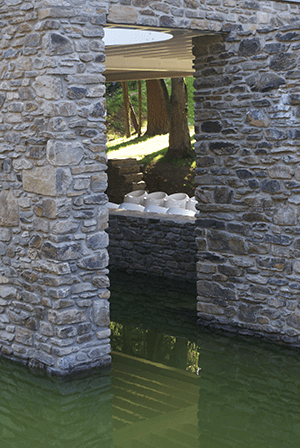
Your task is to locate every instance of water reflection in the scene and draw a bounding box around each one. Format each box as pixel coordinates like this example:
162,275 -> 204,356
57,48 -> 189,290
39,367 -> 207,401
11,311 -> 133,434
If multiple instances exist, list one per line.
111,323 -> 199,373
1,271 -> 300,447
110,271 -> 200,447
112,350 -> 199,448
197,332 -> 300,448
0,358 -> 113,448
109,271 -> 198,348
111,272 -> 300,448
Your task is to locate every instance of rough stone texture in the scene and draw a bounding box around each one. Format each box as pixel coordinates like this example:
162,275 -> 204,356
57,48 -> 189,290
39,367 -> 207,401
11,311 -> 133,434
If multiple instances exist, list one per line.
3,0 -> 300,374
46,140 -> 84,167
23,166 -> 59,197
0,191 -> 19,226
108,210 -> 197,282
107,0 -> 300,33
193,18 -> 300,348
0,0 -> 110,375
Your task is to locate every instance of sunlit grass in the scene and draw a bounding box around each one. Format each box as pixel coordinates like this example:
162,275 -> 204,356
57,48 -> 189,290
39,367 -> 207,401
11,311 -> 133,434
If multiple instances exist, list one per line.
107,127 -> 196,164
106,123 -> 148,144
106,78 -> 195,140
107,126 -> 152,151
140,146 -> 169,165
107,132 -> 169,160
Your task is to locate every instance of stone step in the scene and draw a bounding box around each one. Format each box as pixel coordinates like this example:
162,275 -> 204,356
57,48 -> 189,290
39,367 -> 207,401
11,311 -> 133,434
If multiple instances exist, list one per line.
108,158 -> 137,167
120,172 -> 144,183
113,165 -> 140,174
107,158 -> 147,203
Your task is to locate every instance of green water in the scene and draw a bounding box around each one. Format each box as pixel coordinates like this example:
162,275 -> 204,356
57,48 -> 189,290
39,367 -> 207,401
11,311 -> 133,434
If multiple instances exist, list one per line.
0,272 -> 300,447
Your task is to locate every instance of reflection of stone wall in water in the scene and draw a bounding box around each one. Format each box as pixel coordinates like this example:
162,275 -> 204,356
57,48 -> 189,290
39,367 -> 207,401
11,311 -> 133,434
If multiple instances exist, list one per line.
0,357 -> 113,448
110,270 -> 197,342
193,24 -> 300,346
0,0 -> 111,374
198,333 -> 300,447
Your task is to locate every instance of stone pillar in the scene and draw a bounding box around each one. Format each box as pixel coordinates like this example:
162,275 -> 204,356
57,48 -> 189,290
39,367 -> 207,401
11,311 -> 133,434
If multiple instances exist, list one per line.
0,0 -> 111,374
193,26 -> 300,346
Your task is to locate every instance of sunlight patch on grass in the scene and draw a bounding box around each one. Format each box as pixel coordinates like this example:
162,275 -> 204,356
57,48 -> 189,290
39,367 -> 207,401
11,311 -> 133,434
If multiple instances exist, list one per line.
107,133 -> 170,160
107,127 -> 195,162
140,147 -> 168,165
107,125 -> 148,148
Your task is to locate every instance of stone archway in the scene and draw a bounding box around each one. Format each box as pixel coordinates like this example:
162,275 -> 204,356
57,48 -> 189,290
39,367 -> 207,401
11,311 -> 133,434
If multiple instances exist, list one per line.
1,0 -> 300,375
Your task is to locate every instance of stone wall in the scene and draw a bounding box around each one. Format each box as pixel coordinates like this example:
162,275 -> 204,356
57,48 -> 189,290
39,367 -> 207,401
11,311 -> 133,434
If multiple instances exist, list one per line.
3,0 -> 300,374
107,0 -> 300,33
108,210 -> 197,282
0,0 -> 111,375
107,158 -> 146,204
193,22 -> 300,346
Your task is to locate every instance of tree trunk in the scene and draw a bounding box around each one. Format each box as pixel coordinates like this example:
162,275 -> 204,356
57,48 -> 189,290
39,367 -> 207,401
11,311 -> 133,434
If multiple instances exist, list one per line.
145,79 -> 170,136
167,78 -> 192,159
138,80 -> 142,137
129,99 -> 139,134
121,81 -> 130,138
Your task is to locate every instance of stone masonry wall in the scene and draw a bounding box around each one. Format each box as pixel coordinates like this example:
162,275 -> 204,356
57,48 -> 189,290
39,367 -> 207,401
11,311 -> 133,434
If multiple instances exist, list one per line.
107,0 -> 300,33
193,21 -> 300,346
107,158 -> 146,204
3,0 -> 300,374
0,0 -> 111,375
108,210 -> 197,282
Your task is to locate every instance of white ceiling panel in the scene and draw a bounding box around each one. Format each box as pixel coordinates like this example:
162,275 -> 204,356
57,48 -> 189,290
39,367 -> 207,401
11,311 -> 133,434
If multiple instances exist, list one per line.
104,27 -> 210,82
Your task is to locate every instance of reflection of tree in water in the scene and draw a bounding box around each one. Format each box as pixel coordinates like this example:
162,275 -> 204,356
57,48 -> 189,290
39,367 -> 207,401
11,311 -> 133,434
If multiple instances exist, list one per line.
146,331 -> 188,370
111,322 -> 201,372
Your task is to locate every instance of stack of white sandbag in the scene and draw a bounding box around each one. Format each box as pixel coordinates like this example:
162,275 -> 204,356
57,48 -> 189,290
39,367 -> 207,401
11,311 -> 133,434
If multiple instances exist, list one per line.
107,190 -> 197,217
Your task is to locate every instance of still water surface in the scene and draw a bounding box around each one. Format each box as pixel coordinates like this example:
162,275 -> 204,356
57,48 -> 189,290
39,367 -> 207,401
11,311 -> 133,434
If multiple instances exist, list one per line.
0,272 -> 300,447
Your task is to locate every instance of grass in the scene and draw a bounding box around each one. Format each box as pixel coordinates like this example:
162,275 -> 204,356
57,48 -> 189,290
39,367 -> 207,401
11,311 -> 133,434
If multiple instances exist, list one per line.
106,77 -> 195,141
140,146 -> 168,165
107,131 -> 169,160
107,125 -> 150,151
107,126 -> 196,167
106,77 -> 196,196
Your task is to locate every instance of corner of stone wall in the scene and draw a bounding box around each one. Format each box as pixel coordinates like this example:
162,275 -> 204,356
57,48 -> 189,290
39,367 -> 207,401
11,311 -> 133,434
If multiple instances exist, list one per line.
193,10 -> 300,347
0,0 -> 111,375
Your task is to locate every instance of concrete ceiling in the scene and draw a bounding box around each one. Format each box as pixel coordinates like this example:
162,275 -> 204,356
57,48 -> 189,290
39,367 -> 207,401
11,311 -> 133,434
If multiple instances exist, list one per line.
104,27 -> 206,82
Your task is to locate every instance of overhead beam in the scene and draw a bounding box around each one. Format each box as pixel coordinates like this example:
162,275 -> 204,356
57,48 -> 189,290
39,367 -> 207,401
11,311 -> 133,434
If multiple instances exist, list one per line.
104,27 -> 208,82
105,70 -> 193,82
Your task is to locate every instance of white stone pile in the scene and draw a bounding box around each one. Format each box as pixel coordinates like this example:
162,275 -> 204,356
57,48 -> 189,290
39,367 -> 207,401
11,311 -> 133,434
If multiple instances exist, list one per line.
107,190 -> 197,217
